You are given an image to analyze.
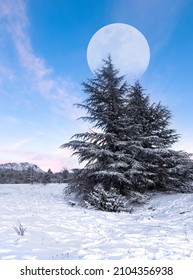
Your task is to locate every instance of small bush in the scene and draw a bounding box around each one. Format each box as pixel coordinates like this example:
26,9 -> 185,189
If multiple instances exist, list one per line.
12,220 -> 26,236
84,184 -> 131,212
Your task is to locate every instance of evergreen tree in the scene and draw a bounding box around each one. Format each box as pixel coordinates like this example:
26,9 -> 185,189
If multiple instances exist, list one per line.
61,57 -> 131,208
61,57 -> 193,211
60,168 -> 69,182
123,82 -> 193,192
42,170 -> 52,185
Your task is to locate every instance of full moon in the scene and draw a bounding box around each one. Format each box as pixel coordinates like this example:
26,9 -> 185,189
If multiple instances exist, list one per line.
87,23 -> 150,81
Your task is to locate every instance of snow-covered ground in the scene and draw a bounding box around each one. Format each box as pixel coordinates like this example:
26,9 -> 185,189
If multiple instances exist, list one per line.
0,183 -> 193,260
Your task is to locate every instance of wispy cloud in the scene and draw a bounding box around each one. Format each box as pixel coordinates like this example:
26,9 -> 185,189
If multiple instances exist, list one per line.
0,0 -> 85,171
0,138 -> 32,153
0,0 -> 51,80
0,0 -> 82,120
0,113 -> 19,123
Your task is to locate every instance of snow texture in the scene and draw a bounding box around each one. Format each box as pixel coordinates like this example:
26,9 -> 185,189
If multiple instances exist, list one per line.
0,183 -> 193,260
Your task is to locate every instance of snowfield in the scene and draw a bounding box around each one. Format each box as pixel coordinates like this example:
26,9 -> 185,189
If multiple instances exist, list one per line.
0,183 -> 193,260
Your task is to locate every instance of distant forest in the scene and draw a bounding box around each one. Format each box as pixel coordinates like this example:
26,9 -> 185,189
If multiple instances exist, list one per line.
0,168 -> 69,184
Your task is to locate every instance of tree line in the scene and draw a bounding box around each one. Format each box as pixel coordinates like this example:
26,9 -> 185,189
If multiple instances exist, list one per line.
0,167 -> 69,184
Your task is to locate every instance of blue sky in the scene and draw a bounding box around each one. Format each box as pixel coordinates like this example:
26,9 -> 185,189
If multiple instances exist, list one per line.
0,0 -> 193,172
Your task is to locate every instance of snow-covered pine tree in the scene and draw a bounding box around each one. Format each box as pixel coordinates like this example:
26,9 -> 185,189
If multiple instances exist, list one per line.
60,57 -> 131,210
61,57 -> 193,211
123,82 -> 193,192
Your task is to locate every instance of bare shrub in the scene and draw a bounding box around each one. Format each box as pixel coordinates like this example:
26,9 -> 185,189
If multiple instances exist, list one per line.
12,220 -> 26,236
